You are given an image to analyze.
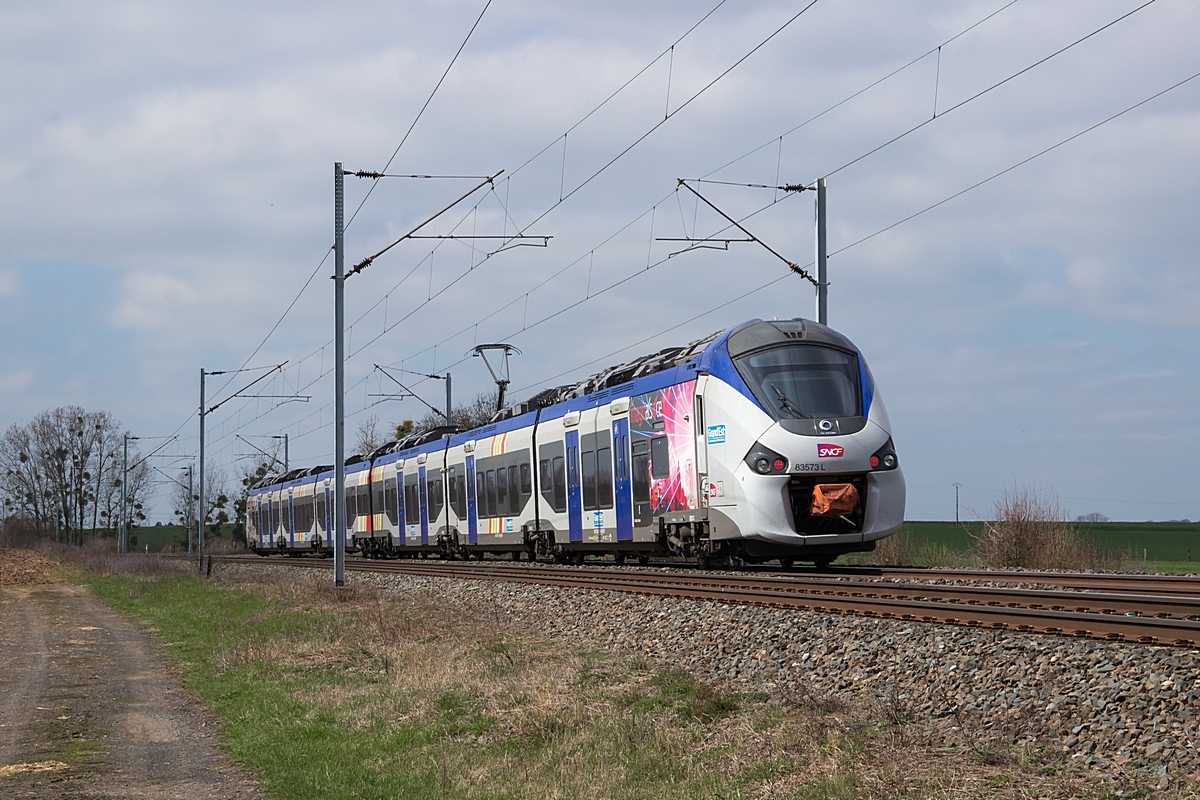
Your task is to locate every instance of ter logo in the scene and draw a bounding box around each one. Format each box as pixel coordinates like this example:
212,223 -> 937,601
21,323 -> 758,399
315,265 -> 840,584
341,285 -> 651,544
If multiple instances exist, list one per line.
817,443 -> 844,458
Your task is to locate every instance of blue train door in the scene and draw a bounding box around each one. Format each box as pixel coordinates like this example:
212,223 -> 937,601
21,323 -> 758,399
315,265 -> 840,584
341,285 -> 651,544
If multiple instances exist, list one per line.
466,455 -> 478,545
418,466 -> 429,545
612,419 -> 633,541
565,429 -> 583,542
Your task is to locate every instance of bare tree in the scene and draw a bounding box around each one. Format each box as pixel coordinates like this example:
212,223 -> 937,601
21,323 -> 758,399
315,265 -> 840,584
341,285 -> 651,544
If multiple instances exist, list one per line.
232,459 -> 276,546
0,407 -> 149,543
404,391 -> 499,440
202,465 -> 230,537
355,414 -> 383,457
170,469 -> 195,529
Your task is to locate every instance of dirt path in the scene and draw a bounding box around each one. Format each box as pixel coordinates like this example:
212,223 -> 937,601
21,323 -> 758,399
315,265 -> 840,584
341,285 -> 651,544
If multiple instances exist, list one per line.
0,583 -> 260,798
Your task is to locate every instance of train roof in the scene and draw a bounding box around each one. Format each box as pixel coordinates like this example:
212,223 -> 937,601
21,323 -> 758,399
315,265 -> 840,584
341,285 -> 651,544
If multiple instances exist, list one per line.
247,317 -> 859,488
484,317 -> 855,420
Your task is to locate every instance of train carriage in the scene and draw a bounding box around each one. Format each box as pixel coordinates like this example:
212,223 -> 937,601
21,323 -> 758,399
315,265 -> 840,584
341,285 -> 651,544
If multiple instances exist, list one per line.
449,413 -> 539,559
247,317 -> 905,567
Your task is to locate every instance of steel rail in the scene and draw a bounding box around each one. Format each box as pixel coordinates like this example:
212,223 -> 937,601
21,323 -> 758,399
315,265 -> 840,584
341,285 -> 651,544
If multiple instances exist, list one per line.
803,565 -> 1200,596
208,555 -> 1200,647
363,562 -> 1200,619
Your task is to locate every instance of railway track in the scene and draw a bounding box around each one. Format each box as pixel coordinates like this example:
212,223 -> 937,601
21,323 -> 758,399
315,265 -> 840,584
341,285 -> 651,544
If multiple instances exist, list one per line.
203,554 -> 1200,648
807,564 -> 1200,596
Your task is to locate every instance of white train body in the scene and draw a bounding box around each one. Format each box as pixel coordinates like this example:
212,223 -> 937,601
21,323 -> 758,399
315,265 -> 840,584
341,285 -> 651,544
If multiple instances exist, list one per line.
248,318 -> 905,566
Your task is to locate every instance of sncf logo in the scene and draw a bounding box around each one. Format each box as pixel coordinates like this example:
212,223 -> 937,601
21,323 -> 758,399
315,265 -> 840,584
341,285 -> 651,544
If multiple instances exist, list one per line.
817,443 -> 844,458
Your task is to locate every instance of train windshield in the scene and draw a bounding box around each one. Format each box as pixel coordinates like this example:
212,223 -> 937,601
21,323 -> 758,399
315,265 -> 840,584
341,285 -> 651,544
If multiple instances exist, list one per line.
733,345 -> 860,420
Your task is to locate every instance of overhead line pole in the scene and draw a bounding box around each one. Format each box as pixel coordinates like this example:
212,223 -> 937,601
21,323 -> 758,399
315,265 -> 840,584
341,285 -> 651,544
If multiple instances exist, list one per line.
334,162 -> 346,587
815,177 -> 827,325
185,465 -> 194,554
273,434 -> 289,473
120,436 -> 127,554
198,369 -> 206,573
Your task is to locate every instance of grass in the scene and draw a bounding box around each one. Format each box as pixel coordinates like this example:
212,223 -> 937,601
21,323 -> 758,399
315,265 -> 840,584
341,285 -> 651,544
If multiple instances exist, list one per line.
84,574 -> 762,799
850,520 -> 1200,573
69,561 -> 1098,799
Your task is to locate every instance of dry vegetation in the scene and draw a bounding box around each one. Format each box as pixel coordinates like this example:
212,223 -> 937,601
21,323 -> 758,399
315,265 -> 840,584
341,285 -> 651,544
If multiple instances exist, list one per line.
178,569 -> 1096,799
868,532 -> 969,568
972,489 -> 1124,571
870,487 -> 1125,572
31,538 -> 193,579
0,547 -> 64,585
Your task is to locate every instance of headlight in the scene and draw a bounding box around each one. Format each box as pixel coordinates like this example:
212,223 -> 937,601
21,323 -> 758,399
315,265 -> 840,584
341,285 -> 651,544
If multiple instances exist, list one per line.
744,443 -> 788,475
870,439 -> 898,471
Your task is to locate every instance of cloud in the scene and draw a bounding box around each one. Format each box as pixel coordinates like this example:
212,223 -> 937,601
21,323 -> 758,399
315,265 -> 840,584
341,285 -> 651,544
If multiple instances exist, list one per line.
0,269 -> 17,298
1,0 -> 1198,522
0,369 -> 35,394
111,271 -> 195,331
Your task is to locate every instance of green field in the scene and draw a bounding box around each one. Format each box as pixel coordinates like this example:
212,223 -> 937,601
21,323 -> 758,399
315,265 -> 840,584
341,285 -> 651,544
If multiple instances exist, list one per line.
896,520 -> 1200,572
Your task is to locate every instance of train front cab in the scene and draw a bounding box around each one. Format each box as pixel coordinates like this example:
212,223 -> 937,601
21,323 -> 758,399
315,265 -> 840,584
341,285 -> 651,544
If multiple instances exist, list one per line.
696,319 -> 906,565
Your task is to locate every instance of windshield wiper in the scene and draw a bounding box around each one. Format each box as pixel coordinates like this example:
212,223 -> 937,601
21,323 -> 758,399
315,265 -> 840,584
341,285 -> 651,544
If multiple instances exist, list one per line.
770,383 -> 810,419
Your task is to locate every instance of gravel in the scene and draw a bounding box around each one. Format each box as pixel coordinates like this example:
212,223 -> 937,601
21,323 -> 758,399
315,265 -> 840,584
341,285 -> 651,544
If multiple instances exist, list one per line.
218,561 -> 1200,793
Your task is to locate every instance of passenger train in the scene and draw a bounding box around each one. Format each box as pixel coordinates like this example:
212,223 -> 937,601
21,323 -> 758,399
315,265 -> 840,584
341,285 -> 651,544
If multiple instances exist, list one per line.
245,318 -> 905,568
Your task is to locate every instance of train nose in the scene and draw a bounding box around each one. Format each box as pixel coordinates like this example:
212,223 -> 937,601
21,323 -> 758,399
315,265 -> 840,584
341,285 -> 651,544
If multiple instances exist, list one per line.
753,420 -> 898,477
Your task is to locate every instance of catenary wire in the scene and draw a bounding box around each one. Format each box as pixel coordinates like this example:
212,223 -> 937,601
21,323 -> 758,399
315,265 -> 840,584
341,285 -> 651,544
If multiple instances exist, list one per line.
211,3 -> 1158,466
206,1 -> 828,444
509,68 -> 1200,398
159,0 -> 496,447
202,2 -> 746,439
823,0 -> 1158,180
343,0 -> 1037,394
701,0 -> 1021,180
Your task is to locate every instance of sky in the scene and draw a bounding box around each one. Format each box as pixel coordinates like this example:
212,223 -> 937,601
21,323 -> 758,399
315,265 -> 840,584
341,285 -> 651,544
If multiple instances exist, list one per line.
1,0 -> 1198,523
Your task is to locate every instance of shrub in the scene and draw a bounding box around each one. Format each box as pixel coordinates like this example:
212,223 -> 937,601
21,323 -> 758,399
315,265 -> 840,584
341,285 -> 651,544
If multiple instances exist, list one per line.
972,487 -> 1121,571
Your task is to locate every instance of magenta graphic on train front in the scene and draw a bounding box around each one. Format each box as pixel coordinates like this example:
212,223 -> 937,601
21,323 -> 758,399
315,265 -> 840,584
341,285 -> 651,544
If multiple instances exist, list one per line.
629,380 -> 697,524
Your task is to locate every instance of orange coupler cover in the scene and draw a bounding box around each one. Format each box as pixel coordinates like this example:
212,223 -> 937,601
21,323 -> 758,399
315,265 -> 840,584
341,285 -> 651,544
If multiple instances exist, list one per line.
811,483 -> 858,516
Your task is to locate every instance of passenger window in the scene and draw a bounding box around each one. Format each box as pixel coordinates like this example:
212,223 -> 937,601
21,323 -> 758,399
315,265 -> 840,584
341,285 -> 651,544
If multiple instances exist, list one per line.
539,459 -> 552,492
384,479 -> 398,526
456,475 -> 466,517
486,471 -> 497,518
404,477 -> 420,524
520,462 -> 532,496
650,436 -> 670,480
597,447 -> 613,509
581,449 -> 597,510
345,491 -> 356,525
508,465 -> 521,514
477,472 -> 487,517
429,474 -> 444,521
633,452 -> 650,503
552,456 -> 566,512
497,467 -> 508,514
